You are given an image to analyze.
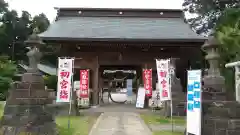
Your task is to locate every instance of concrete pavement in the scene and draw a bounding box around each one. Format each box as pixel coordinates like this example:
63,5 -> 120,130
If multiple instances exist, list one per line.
89,112 -> 152,135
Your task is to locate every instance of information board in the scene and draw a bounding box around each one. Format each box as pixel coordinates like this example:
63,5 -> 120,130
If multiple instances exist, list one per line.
136,87 -> 145,108
187,70 -> 202,135
127,79 -> 133,97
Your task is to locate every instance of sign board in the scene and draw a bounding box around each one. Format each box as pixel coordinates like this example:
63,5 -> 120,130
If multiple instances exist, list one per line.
79,69 -> 90,106
156,59 -> 171,101
143,69 -> 152,97
56,58 -> 74,102
136,86 -> 145,108
74,81 -> 80,91
187,70 -> 202,135
127,79 -> 133,97
149,90 -> 163,108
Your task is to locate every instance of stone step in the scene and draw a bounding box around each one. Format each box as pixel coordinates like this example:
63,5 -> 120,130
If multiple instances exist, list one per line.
9,90 -> 49,99
14,82 -> 45,90
7,98 -> 52,105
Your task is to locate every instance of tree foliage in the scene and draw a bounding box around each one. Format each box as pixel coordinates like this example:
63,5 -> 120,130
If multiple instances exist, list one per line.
0,0 -> 50,99
0,0 -> 50,61
183,0 -> 240,34
43,75 -> 58,90
216,8 -> 240,63
183,0 -> 240,91
215,8 -> 240,90
0,55 -> 17,100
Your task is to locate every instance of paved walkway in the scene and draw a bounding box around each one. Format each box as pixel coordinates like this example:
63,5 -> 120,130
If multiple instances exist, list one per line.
89,112 -> 152,135
149,124 -> 185,132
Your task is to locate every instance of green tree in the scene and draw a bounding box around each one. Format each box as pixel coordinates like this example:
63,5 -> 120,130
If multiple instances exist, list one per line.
43,75 -> 58,90
215,8 -> 240,90
0,0 -> 50,61
0,55 -> 17,100
217,8 -> 240,62
0,0 -> 8,13
183,0 -> 240,34
31,13 -> 50,33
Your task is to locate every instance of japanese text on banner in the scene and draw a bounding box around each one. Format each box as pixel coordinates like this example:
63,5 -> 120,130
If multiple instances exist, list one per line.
79,70 -> 89,98
156,59 -> 171,101
143,69 -> 152,97
56,58 -> 73,103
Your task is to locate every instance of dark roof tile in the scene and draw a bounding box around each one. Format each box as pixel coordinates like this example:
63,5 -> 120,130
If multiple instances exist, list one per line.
39,16 -> 206,41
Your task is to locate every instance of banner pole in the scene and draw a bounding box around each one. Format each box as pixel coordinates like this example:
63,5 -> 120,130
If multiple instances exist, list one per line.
68,58 -> 74,130
169,59 -> 174,133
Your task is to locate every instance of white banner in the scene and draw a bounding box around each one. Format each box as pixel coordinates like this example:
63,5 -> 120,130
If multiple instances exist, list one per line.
56,58 -> 74,103
156,59 -> 171,101
136,86 -> 145,108
187,70 -> 202,135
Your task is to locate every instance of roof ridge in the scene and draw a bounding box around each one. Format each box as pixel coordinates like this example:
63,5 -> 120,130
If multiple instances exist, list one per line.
56,7 -> 182,12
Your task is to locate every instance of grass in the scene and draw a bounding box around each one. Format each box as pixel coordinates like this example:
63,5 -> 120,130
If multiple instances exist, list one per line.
0,104 -> 98,135
0,104 -> 3,117
153,131 -> 184,135
141,114 -> 186,125
56,115 -> 98,135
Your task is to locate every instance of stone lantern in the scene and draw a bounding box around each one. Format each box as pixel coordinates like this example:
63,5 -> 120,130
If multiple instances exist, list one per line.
202,35 -> 225,95
201,35 -> 240,135
0,29 -> 57,135
24,28 -> 44,73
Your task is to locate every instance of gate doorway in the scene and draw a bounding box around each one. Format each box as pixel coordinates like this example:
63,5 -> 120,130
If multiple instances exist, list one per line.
99,65 -> 141,106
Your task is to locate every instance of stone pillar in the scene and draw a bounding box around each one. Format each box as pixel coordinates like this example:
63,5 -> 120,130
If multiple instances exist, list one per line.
225,61 -> 240,102
201,35 -> 240,135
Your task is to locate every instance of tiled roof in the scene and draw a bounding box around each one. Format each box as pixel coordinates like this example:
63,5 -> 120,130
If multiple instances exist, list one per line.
39,16 -> 205,41
18,63 -> 57,75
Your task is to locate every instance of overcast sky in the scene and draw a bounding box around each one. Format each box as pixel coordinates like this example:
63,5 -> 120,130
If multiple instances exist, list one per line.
6,0 -> 186,21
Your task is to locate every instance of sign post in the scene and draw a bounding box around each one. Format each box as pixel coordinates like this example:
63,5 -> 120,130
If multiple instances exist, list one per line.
156,59 -> 172,131
56,57 -> 74,130
186,70 -> 202,135
136,86 -> 145,108
126,79 -> 133,103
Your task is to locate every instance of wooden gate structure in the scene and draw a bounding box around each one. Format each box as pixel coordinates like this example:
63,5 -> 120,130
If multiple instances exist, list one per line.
39,7 -> 206,106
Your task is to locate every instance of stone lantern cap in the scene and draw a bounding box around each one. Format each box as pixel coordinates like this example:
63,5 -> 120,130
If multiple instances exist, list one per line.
201,35 -> 220,50
24,28 -> 45,46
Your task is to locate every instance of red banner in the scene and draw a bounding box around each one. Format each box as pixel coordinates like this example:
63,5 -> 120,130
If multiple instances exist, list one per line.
143,69 -> 152,97
79,69 -> 89,98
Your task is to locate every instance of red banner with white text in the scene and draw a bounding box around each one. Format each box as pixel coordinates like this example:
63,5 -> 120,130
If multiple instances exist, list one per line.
143,69 -> 152,97
79,69 -> 89,98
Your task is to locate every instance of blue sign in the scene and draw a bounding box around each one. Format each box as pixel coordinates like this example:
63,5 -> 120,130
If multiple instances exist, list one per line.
187,70 -> 202,111
188,94 -> 194,101
187,70 -> 202,135
188,103 -> 194,111
194,91 -> 201,99
194,101 -> 201,108
187,85 -> 194,91
194,82 -> 200,89
127,79 -> 133,96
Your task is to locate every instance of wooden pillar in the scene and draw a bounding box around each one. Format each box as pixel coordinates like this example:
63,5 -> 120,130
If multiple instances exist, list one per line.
178,48 -> 190,92
92,56 -> 99,106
